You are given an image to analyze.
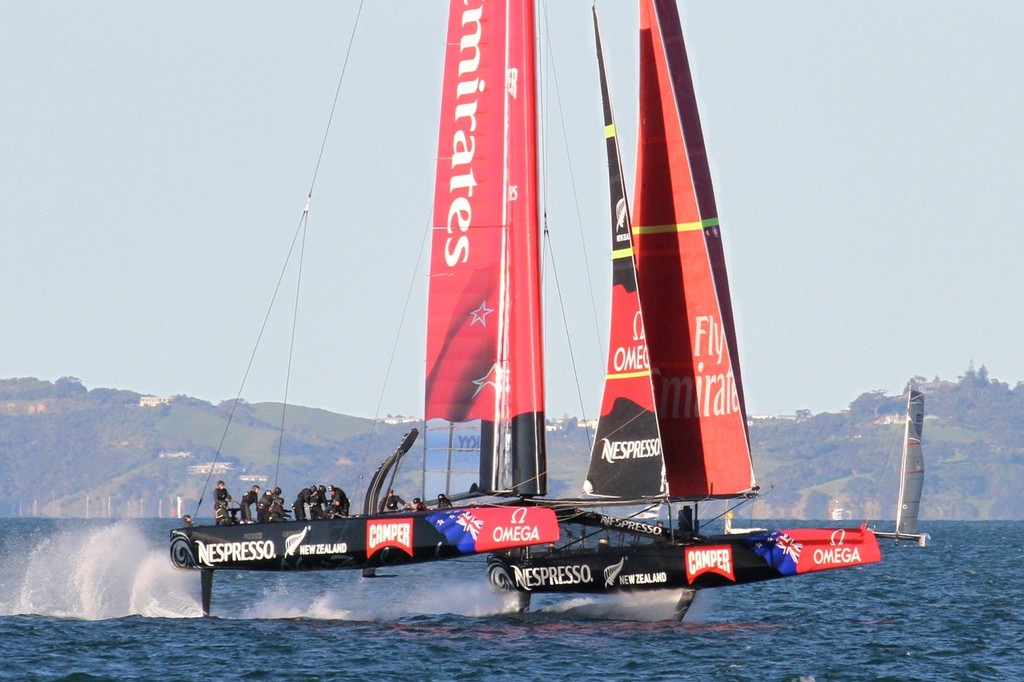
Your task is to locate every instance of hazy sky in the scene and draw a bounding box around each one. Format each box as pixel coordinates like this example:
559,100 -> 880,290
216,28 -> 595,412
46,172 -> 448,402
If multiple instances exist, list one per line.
3,2 -> 1021,420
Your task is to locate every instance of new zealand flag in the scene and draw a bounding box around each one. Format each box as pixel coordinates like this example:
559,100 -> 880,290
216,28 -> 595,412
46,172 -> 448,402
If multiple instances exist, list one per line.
427,509 -> 485,554
744,531 -> 803,575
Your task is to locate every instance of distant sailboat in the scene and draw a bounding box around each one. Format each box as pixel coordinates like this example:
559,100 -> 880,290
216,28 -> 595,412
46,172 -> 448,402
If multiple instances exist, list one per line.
875,389 -> 928,546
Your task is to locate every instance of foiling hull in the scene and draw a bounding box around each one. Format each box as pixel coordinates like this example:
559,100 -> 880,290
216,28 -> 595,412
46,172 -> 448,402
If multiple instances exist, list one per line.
874,530 -> 929,547
488,525 -> 882,599
170,505 -> 559,572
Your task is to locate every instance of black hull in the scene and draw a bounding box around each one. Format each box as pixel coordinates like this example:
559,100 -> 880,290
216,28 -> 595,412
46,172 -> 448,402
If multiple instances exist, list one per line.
488,534 -> 780,596
170,505 -> 560,616
874,530 -> 929,547
172,516 -> 458,572
488,521 -> 882,600
171,505 -> 559,572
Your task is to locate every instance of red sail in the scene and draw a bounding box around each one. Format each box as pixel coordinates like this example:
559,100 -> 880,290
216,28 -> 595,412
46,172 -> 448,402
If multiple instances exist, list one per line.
425,0 -> 545,494
631,0 -> 755,498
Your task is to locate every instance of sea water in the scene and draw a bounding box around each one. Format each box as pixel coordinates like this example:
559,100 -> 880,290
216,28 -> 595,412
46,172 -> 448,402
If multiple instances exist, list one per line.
0,518 -> 1020,681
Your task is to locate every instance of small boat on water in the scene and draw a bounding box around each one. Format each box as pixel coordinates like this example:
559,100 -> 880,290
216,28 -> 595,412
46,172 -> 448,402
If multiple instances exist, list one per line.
874,389 -> 929,547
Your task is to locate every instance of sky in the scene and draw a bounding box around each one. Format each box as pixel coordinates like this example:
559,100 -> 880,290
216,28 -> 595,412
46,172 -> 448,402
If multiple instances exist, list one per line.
2,2 -> 1022,421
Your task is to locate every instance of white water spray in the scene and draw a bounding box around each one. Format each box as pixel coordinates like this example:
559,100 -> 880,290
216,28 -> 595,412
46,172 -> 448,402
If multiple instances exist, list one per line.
2,522 -> 202,619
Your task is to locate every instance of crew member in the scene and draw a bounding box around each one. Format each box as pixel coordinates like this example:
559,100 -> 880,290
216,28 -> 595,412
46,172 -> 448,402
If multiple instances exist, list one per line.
381,489 -> 405,513
327,497 -> 347,518
240,485 -> 260,523
214,480 -> 236,526
292,486 -> 312,521
257,488 -> 275,523
269,488 -> 289,522
309,484 -> 327,519
329,485 -> 350,516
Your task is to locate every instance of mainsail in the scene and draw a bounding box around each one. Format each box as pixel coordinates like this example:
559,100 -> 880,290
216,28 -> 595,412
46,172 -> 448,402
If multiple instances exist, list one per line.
625,0 -> 754,499
895,390 -> 925,535
582,0 -> 755,501
425,0 -> 546,496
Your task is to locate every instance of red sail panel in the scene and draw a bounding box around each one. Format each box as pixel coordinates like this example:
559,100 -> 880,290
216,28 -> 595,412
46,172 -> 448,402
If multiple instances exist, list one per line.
652,0 -> 749,429
584,7 -> 665,500
425,1 -> 545,493
632,0 -> 754,498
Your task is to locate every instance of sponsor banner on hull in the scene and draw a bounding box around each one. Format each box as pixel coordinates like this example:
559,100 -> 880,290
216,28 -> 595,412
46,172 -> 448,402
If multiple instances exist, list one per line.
427,506 -> 559,555
744,526 -> 882,576
367,518 -> 414,557
195,538 -> 277,567
685,545 -> 735,583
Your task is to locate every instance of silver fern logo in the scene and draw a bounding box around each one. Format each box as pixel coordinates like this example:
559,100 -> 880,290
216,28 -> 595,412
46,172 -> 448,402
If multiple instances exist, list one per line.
615,198 -> 629,232
284,525 -> 312,557
604,557 -> 625,588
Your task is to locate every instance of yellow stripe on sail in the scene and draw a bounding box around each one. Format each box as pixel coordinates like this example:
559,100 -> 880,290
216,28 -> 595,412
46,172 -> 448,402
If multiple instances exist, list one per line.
611,246 -> 634,260
633,217 -> 719,235
605,123 -> 616,139
607,369 -> 652,380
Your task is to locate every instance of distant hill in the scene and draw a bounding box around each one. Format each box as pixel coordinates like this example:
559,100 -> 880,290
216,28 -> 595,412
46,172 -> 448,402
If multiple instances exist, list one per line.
1,365 -> 1021,520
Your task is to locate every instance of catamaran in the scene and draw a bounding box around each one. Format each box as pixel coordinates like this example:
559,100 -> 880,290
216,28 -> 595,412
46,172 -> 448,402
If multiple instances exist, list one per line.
170,0 -> 882,619
875,389 -> 928,546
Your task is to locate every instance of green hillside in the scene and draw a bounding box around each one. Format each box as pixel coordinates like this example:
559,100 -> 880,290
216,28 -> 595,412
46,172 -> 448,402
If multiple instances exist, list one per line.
1,365 -> 1021,520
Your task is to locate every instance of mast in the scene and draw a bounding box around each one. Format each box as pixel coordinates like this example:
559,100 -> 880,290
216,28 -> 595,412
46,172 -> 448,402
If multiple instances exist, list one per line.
583,6 -> 666,500
425,0 -> 545,497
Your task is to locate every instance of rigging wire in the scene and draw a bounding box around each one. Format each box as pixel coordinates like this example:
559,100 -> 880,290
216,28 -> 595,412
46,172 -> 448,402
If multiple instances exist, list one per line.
195,206 -> 311,516
353,212 -> 433,505
306,3 -> 365,197
539,2 -> 606,370
274,207 -> 309,486
193,2 -> 366,517
535,1 -> 604,453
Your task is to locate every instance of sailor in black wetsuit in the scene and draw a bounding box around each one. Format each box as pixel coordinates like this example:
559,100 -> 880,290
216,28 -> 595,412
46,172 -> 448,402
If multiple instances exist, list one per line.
266,483 -> 290,520
328,485 -> 350,516
257,488 -> 275,523
292,486 -> 312,521
240,485 -> 260,523
309,485 -> 327,519
214,480 -> 236,525
268,487 -> 289,522
381,489 -> 405,513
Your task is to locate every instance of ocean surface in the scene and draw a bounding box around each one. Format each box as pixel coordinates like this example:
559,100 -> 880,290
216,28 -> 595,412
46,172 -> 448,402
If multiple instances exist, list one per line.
0,519 -> 1019,681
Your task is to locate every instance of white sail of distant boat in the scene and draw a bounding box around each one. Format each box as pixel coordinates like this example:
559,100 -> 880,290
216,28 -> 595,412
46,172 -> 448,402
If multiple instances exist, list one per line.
875,389 -> 928,546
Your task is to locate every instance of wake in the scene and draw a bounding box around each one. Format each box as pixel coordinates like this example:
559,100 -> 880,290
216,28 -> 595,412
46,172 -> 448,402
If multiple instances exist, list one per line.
1,522 -> 202,619
0,521 -> 710,622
